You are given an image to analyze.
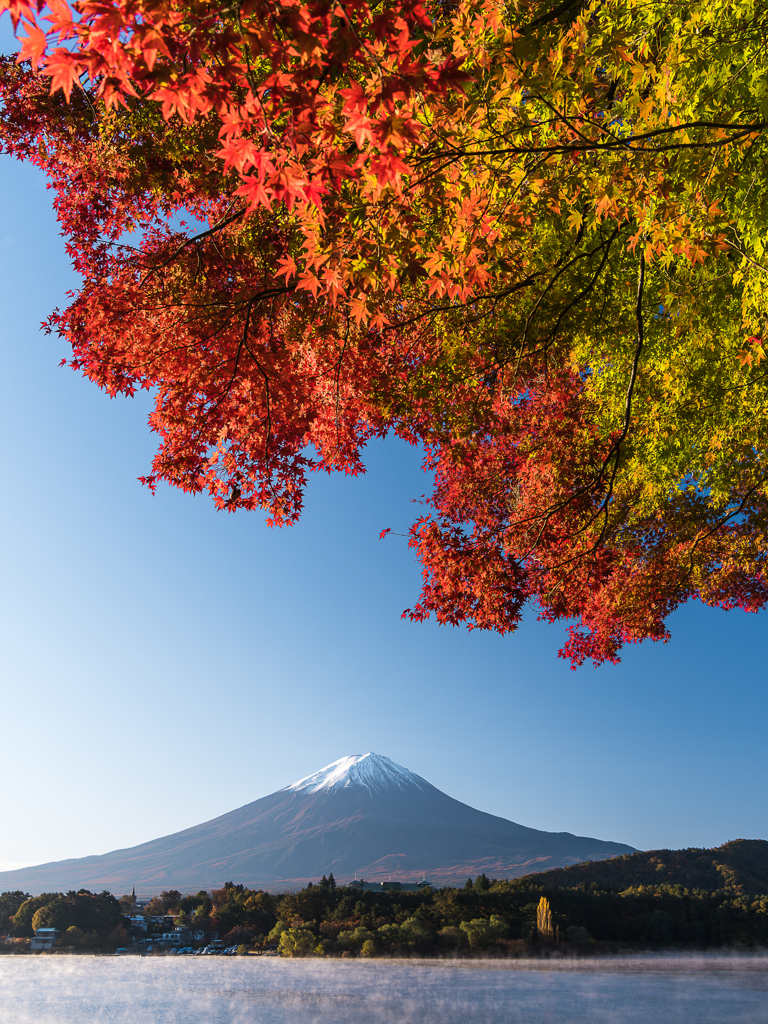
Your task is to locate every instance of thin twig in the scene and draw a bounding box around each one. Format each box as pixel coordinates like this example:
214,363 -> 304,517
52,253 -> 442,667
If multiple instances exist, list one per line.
138,208 -> 246,289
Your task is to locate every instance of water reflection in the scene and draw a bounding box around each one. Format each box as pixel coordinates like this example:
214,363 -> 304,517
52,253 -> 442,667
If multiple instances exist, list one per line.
1,954 -> 767,1023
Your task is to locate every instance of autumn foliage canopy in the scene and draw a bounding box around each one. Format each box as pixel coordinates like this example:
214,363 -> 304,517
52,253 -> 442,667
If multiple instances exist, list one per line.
2,0 -> 768,664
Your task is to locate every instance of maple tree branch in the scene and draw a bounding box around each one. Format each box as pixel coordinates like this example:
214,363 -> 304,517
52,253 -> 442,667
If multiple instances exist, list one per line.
379,228 -> 621,417
721,236 -> 768,274
187,287 -> 297,460
232,0 -> 277,141
240,298 -> 275,493
138,209 -> 247,289
521,0 -> 586,32
607,252 -> 646,475
76,80 -> 97,122
510,226 -> 621,382
703,368 -> 768,398
334,300 -> 351,452
414,121 -> 767,166
589,248 -> 646,546
532,96 -> 603,153
537,225 -> 622,362
682,483 -> 762,581
511,248 -> 645,561
549,249 -> 646,550
379,271 -> 547,332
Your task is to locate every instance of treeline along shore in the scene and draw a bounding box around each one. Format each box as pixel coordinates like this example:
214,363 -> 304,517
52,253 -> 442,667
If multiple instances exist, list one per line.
2,840 -> 768,956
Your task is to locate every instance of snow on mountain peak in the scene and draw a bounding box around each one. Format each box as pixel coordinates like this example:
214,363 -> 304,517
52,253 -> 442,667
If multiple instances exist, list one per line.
283,753 -> 427,796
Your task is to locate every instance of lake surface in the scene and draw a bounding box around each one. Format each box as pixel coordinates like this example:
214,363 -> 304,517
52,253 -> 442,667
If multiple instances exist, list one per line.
1,954 -> 767,1024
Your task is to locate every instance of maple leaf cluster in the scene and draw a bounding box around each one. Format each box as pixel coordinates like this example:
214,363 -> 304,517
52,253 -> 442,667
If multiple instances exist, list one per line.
3,0 -> 768,664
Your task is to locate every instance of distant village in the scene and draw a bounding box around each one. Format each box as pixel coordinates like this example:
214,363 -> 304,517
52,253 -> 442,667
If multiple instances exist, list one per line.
118,889 -> 229,955
1,876 -> 438,956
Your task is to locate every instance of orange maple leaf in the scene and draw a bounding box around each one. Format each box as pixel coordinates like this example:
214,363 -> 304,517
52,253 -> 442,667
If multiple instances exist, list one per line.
276,255 -> 298,281
45,49 -> 81,101
44,0 -> 75,36
297,270 -> 321,297
17,20 -> 48,67
234,176 -> 272,210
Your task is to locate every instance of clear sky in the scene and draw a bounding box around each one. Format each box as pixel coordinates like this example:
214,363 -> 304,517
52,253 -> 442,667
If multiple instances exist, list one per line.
1,55 -> 766,875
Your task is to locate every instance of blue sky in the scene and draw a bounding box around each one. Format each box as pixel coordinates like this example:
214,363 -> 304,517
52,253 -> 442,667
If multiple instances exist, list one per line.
1,64 -> 766,875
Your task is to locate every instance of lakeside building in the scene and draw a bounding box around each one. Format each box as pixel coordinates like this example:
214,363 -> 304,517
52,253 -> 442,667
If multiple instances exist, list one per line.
30,928 -> 58,951
138,926 -> 208,949
348,879 -> 431,893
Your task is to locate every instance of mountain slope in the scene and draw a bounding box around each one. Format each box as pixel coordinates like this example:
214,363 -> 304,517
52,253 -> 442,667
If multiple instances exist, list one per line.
0,753 -> 635,894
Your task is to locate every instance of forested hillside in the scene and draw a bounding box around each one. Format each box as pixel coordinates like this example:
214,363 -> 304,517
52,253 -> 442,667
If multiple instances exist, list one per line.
508,840 -> 768,895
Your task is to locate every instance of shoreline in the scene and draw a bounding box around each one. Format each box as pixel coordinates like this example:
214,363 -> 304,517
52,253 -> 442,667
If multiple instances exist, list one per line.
4,950 -> 768,972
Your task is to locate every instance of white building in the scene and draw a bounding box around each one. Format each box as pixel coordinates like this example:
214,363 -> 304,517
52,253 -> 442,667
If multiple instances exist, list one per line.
349,879 -> 431,893
31,928 -> 58,951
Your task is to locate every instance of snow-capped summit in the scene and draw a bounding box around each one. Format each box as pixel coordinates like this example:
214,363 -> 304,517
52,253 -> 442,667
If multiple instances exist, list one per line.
283,753 -> 427,796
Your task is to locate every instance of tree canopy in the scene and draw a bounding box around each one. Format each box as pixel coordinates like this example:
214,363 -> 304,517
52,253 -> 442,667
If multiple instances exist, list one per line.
2,0 -> 768,664
11,889 -> 122,937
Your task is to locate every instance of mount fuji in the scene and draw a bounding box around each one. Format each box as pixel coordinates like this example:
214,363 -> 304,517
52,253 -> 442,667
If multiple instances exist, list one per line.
0,753 -> 635,894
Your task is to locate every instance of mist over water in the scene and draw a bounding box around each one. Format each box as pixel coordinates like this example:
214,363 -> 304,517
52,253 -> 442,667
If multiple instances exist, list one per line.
1,955 -> 767,1024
